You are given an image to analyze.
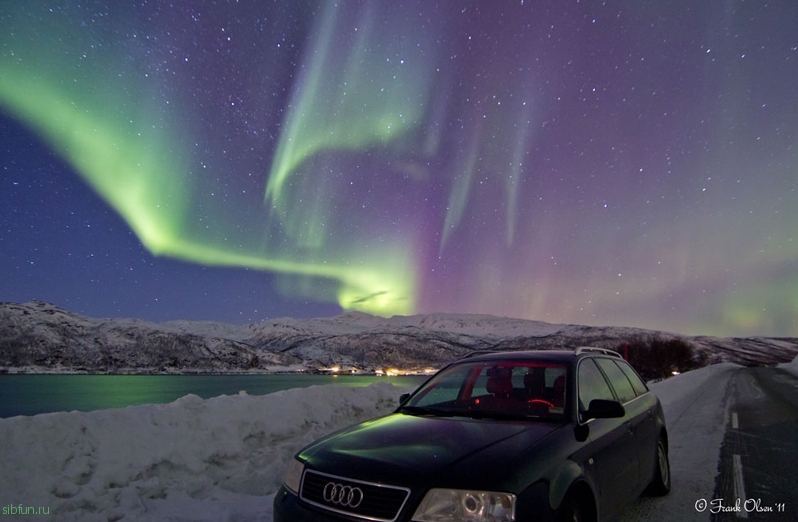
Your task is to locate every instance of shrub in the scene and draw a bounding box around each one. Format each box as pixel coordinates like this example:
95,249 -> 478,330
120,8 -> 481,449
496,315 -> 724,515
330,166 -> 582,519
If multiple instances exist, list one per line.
620,336 -> 700,381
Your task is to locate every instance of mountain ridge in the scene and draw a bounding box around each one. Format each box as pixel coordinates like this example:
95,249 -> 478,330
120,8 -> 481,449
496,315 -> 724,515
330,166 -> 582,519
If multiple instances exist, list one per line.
1,300 -> 796,374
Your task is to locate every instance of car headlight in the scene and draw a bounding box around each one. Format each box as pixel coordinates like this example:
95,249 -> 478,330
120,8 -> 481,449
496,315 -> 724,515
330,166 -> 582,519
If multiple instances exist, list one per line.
412,488 -> 516,521
282,458 -> 304,495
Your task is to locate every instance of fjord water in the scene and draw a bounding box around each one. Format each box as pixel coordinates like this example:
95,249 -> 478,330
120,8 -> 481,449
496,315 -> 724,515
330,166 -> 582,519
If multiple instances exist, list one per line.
0,374 -> 427,418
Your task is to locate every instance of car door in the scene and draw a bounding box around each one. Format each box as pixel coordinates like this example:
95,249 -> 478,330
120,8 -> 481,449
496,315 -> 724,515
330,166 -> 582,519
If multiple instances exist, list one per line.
577,358 -> 638,519
614,359 -> 659,487
594,358 -> 651,493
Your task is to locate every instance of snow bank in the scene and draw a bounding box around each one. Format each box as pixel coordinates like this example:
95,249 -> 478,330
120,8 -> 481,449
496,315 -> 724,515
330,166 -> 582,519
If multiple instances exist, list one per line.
777,354 -> 798,378
648,362 -> 739,412
0,382 -> 413,521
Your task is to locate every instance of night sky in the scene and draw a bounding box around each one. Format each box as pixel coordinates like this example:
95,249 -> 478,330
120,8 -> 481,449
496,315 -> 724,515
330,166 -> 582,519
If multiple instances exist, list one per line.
1,1 -> 796,337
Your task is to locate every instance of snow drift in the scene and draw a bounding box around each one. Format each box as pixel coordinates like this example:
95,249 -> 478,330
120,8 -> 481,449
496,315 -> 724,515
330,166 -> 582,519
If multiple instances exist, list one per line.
0,382 -> 413,521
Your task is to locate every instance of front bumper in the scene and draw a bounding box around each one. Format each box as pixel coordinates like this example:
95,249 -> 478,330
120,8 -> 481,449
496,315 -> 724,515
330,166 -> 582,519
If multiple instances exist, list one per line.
273,486 -> 355,522
273,483 -> 556,522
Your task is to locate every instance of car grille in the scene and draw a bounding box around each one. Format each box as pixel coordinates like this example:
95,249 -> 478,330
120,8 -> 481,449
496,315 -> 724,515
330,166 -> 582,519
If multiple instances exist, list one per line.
300,469 -> 411,522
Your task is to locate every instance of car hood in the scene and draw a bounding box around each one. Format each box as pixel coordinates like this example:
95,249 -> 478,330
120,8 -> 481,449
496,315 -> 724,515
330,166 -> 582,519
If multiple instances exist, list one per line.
298,412 -> 561,485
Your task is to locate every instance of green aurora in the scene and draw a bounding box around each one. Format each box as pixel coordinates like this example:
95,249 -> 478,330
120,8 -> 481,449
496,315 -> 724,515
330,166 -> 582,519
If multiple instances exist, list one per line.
2,1 -> 797,336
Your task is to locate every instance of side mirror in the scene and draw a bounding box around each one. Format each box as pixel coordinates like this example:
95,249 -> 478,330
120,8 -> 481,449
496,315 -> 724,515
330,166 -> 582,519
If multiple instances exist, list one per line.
584,399 -> 625,420
399,393 -> 411,405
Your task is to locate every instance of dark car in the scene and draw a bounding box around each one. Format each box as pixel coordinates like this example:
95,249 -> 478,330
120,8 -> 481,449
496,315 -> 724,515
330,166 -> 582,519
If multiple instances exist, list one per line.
273,348 -> 670,522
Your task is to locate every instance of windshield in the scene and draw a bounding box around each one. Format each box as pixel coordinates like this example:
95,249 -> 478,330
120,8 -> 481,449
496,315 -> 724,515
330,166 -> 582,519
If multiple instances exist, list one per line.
401,360 -> 568,421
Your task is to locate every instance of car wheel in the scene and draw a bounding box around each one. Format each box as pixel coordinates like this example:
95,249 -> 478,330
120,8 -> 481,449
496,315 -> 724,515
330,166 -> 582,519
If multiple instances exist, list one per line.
558,494 -> 584,522
648,437 -> 671,496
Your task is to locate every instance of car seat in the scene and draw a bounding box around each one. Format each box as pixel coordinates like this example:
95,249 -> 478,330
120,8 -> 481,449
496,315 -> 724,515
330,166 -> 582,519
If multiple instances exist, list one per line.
551,375 -> 566,407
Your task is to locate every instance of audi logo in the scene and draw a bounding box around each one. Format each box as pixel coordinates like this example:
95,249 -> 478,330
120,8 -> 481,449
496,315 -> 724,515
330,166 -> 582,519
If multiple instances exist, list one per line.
323,482 -> 365,508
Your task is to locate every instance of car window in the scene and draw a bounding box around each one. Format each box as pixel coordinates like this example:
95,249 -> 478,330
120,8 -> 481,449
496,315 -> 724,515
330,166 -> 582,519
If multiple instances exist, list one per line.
470,369 -> 490,397
615,360 -> 648,396
595,358 -> 636,404
412,364 -> 475,406
577,359 -> 615,413
404,360 -> 568,420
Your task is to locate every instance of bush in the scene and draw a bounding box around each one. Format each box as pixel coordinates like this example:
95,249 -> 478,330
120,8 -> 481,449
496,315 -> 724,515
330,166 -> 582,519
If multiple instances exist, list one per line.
619,336 -> 700,381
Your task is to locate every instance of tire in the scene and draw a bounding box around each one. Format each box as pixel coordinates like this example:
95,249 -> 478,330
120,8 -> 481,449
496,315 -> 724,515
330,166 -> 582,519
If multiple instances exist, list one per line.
647,437 -> 671,496
558,494 -> 584,522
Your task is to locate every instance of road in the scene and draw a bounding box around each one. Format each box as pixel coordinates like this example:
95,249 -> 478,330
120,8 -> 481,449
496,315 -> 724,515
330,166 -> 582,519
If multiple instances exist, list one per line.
711,367 -> 797,522
617,365 -> 797,522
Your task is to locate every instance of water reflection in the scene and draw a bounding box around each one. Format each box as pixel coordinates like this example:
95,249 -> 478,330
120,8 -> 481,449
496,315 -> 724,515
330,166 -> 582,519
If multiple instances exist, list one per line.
0,374 -> 428,418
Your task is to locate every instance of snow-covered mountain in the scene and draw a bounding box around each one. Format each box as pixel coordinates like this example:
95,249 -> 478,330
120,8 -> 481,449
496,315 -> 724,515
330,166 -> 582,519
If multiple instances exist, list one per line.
1,300 -> 796,373
0,301 -> 297,373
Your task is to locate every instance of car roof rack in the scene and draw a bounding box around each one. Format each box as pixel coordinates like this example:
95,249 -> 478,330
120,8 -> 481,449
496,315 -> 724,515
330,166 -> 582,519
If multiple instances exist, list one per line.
459,348 -> 544,359
574,346 -> 622,358
459,349 -> 504,359
460,347 -> 623,360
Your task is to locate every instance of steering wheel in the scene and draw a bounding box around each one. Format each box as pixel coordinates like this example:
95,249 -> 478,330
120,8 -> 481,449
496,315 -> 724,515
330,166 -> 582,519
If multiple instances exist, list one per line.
527,398 -> 555,408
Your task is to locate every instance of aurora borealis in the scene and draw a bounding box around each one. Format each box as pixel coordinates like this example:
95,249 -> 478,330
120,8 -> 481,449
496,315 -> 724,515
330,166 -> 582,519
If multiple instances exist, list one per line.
1,1 -> 797,337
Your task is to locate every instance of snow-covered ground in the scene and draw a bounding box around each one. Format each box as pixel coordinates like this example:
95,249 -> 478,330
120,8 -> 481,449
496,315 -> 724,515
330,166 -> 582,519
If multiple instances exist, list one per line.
778,353 -> 798,378
0,382 -> 412,521
5,359 -> 795,521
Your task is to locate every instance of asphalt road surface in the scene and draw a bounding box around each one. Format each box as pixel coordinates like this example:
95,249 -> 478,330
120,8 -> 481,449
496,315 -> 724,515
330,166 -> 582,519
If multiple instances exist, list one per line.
711,367 -> 797,522
617,365 -> 797,522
